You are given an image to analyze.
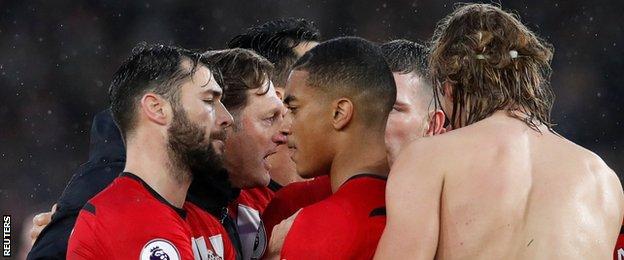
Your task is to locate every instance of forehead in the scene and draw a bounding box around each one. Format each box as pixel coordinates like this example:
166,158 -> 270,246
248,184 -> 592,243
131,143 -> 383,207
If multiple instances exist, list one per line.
247,81 -> 282,108
185,64 -> 221,94
285,70 -> 309,96
393,72 -> 421,97
248,81 -> 281,103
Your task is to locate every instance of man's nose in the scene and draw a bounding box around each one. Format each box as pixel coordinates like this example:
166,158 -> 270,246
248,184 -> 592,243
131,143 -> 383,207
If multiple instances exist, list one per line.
271,131 -> 288,145
216,102 -> 233,128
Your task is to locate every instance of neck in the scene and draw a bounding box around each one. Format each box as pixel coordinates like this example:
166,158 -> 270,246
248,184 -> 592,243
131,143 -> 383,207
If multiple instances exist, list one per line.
123,133 -> 191,208
329,130 -> 389,193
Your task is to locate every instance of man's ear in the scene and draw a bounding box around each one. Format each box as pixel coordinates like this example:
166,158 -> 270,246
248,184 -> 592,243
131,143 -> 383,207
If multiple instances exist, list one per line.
425,110 -> 446,136
332,98 -> 354,130
140,93 -> 170,126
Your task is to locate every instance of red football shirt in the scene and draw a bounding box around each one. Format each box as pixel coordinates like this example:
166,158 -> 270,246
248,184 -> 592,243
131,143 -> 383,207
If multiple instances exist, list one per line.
280,174 -> 387,260
262,175 -> 332,242
67,172 -> 235,260
185,201 -> 237,260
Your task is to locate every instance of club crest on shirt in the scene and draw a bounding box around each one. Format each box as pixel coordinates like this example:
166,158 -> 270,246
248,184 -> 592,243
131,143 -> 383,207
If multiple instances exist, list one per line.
192,235 -> 224,260
251,221 -> 267,259
140,239 -> 180,260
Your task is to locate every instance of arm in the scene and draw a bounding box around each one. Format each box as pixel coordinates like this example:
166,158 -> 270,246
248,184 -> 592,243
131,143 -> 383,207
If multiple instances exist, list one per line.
66,210 -> 102,260
374,140 -> 445,259
264,210 -> 300,260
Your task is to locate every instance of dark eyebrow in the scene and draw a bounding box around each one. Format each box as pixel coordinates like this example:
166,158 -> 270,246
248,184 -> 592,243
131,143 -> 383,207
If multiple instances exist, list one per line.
284,95 -> 297,105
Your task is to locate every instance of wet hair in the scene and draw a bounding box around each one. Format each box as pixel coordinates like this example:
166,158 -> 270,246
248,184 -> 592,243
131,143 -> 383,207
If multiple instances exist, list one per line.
429,3 -> 555,131
227,18 -> 321,88
201,48 -> 274,115
381,39 -> 434,109
108,43 -> 207,139
292,36 -> 396,128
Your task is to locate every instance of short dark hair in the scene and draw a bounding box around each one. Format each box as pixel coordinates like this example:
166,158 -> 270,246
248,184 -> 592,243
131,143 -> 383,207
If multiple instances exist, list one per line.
108,43 -> 204,139
381,39 -> 428,76
227,18 -> 321,88
201,48 -> 274,115
292,36 -> 396,127
381,39 -> 434,109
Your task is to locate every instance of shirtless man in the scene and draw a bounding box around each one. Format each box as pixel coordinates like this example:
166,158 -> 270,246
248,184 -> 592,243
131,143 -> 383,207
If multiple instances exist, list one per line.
375,4 -> 624,259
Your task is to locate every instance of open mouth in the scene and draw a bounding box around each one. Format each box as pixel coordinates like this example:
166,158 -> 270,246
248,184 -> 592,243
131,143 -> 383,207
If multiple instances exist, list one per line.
262,150 -> 278,171
263,150 -> 278,159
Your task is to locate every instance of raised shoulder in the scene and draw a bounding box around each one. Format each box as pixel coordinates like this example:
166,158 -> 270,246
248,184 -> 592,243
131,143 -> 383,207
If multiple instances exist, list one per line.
587,151 -> 624,216
376,137 -> 447,259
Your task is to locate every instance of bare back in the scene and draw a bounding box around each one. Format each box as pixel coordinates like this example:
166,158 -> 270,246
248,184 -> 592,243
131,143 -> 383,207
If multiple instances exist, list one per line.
433,113 -> 624,259
376,112 -> 624,259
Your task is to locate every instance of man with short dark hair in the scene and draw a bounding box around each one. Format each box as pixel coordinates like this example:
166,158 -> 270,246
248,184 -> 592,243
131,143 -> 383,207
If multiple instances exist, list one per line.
67,44 -> 235,259
380,39 -> 445,165
261,40 -> 446,247
272,37 -> 396,259
228,18 -> 321,94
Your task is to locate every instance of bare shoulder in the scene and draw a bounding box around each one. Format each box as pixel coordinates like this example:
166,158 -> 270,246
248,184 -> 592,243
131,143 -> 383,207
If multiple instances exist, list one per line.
587,150 -> 624,219
563,137 -> 624,210
560,136 -> 619,182
388,131 -> 462,185
584,148 -> 622,196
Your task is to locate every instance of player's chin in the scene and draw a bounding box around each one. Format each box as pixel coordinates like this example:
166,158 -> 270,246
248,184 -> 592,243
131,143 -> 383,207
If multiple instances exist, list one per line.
252,170 -> 271,188
295,165 -> 318,180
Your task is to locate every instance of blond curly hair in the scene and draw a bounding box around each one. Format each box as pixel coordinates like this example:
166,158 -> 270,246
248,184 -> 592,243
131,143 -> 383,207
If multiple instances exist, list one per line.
429,3 -> 555,132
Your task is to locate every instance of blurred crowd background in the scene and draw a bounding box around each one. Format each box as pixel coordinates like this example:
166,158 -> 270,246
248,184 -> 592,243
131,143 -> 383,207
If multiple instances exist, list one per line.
1,0 -> 623,256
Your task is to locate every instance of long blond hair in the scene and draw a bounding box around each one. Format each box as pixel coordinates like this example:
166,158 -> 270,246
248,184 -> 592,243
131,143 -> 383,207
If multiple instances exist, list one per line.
429,3 -> 555,132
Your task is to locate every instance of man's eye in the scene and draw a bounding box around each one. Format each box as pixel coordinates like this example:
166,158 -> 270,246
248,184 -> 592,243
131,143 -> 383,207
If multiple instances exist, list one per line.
265,113 -> 281,124
392,106 -> 405,112
204,99 -> 215,104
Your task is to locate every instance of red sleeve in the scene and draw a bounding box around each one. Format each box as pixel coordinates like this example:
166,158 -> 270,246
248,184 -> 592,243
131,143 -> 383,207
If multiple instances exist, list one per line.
262,176 -> 332,241
280,204 -> 355,259
67,210 -> 103,260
